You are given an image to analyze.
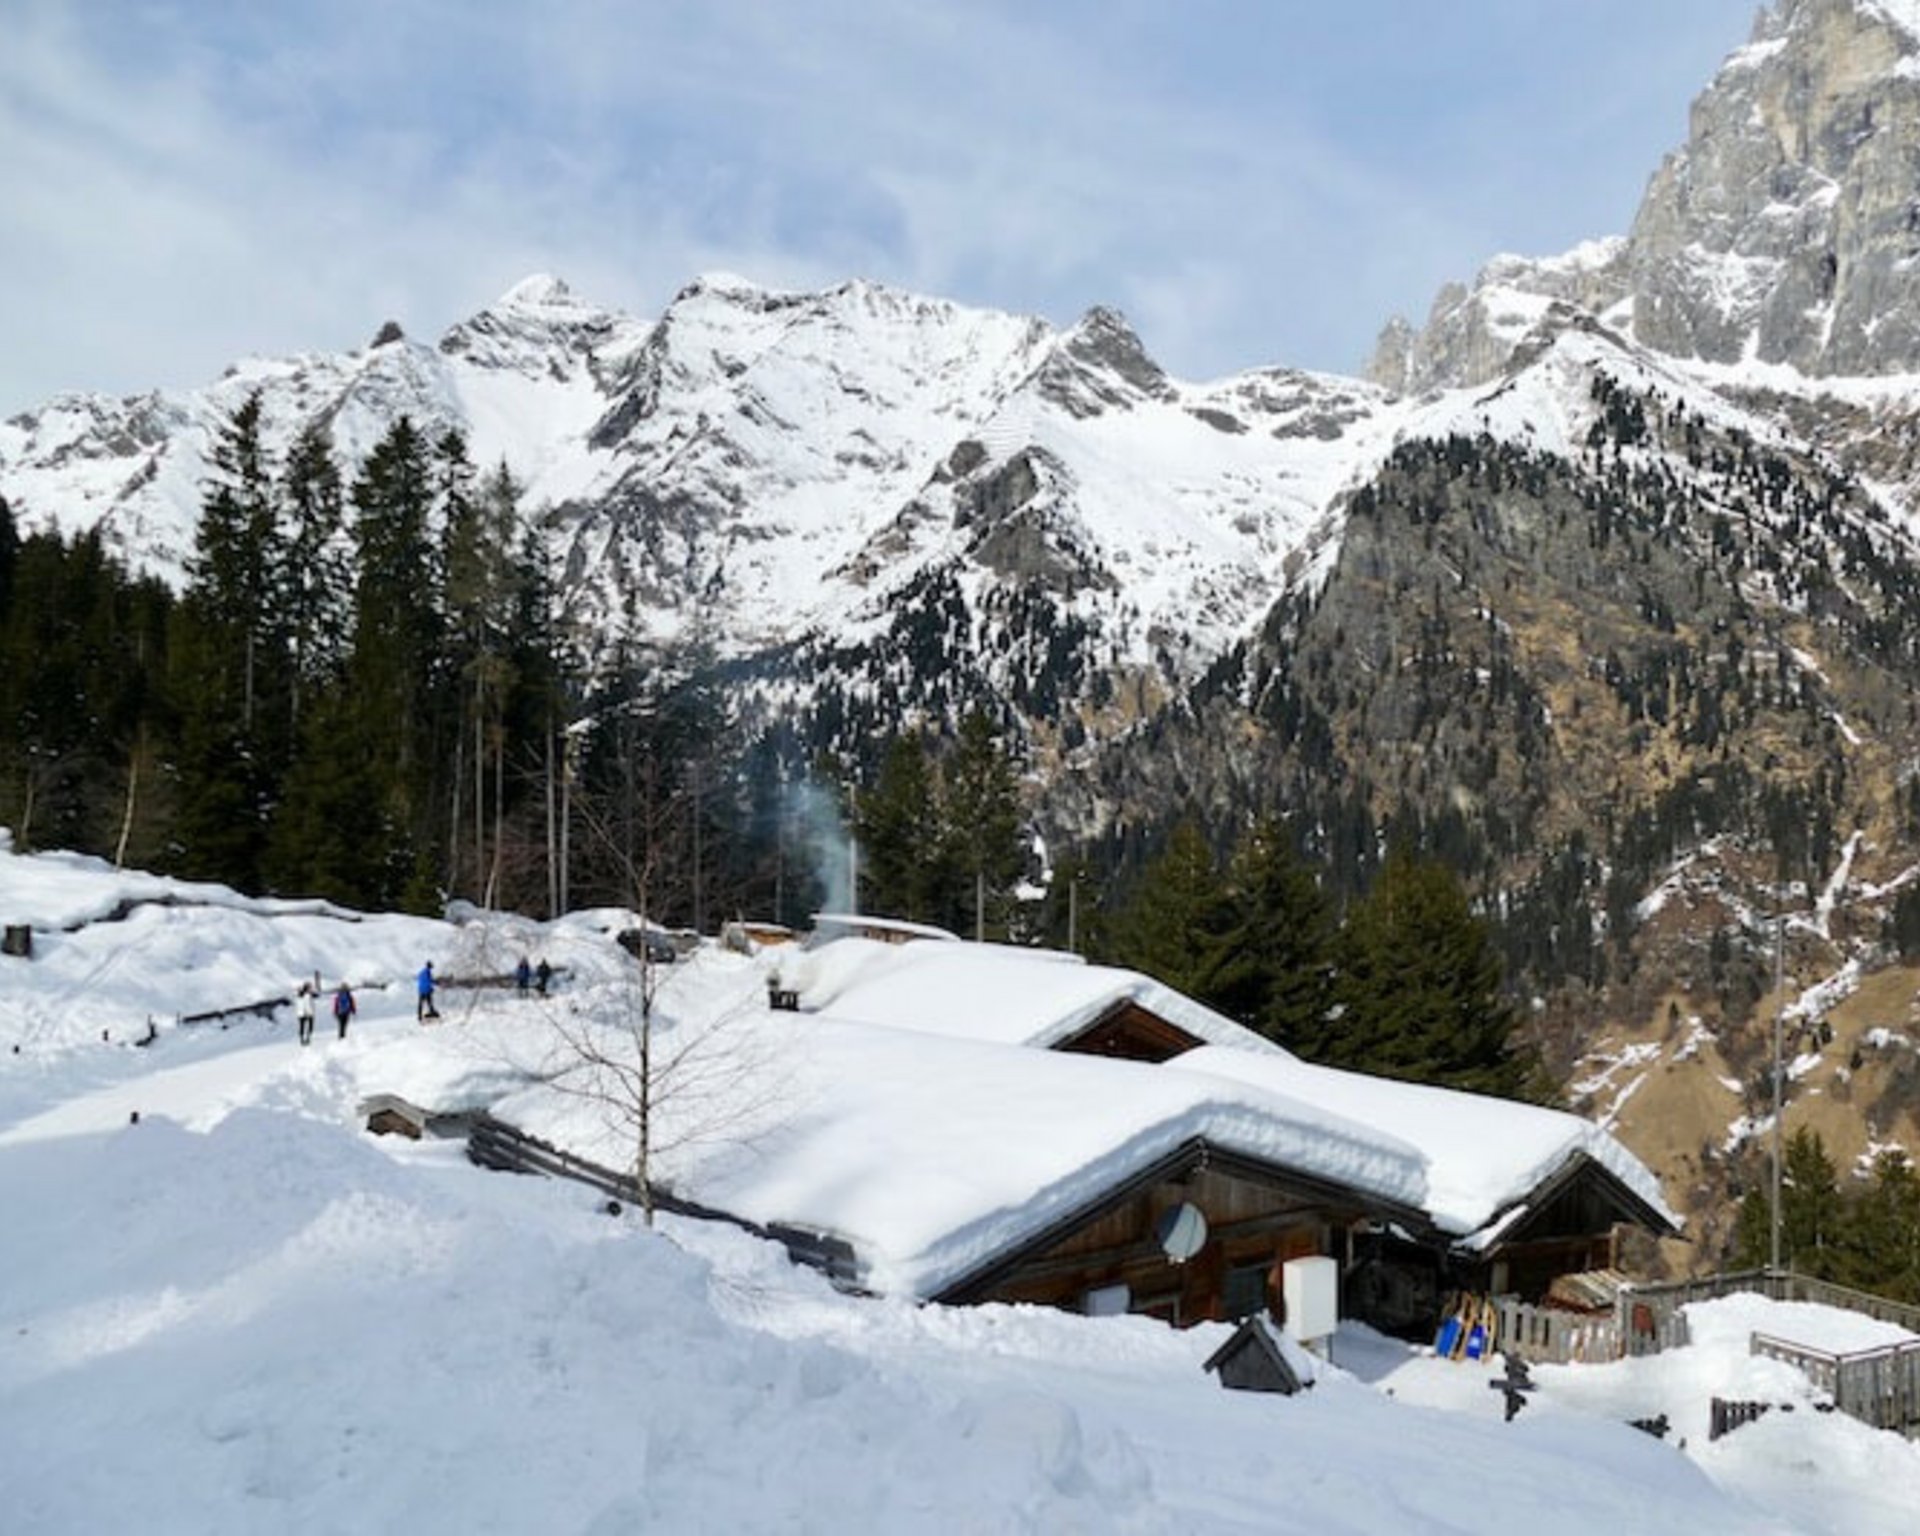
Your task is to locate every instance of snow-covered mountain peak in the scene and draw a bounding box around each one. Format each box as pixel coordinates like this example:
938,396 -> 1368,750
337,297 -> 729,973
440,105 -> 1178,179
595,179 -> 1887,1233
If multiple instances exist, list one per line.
495,272 -> 582,310
1033,304 -> 1174,419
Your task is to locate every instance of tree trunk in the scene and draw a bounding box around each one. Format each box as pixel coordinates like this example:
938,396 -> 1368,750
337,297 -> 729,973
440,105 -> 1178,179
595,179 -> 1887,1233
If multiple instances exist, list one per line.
545,719 -> 558,919
114,747 -> 139,869
447,730 -> 465,901
472,674 -> 485,907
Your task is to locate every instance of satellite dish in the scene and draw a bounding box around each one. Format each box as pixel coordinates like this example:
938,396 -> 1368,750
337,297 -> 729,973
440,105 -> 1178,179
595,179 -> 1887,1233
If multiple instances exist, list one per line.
1155,1201 -> 1208,1264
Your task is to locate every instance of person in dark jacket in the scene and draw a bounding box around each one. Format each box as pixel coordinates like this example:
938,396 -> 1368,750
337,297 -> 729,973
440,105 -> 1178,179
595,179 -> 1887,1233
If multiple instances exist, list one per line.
535,957 -> 552,997
515,956 -> 531,995
416,961 -> 439,1022
332,982 -> 356,1041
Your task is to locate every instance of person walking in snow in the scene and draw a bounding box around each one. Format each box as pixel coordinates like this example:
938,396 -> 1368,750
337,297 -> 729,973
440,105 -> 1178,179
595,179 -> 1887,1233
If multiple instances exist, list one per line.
416,961 -> 439,1022
535,957 -> 552,997
514,956 -> 531,996
295,977 -> 317,1046
332,982 -> 356,1040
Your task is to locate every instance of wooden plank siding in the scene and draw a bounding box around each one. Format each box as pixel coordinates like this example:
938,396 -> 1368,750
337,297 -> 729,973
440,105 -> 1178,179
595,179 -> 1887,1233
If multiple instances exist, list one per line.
1053,1000 -> 1204,1064
938,1139 -> 1429,1326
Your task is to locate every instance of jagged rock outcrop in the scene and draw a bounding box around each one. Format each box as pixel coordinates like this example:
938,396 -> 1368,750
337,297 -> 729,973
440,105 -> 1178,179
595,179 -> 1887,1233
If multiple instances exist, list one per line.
1374,0 -> 1920,391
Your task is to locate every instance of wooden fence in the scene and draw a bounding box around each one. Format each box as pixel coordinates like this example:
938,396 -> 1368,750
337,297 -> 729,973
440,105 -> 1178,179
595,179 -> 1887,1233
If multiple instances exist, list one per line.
1487,1269 -> 1919,1379
1488,1297 -> 1622,1364
1750,1331 -> 1920,1436
1486,1294 -> 1691,1366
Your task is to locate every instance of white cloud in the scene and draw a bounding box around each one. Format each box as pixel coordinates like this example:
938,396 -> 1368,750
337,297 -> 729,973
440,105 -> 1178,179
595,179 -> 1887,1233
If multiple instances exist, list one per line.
0,0 -> 1759,415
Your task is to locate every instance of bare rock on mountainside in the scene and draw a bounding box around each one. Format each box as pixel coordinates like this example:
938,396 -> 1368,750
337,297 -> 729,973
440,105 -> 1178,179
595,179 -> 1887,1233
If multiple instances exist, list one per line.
1374,0 -> 1920,392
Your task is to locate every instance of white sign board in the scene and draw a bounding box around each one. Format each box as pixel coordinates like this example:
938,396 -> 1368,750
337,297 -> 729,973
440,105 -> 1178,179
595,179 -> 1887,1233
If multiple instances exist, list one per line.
1282,1255 -> 1339,1343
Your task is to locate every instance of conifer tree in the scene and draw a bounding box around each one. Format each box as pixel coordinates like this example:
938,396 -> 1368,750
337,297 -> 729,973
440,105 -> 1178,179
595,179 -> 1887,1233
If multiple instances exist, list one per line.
0,492 -> 16,617
1783,1127 -> 1843,1277
442,448 -> 519,904
279,419 -> 351,724
1732,1127 -> 1846,1279
858,731 -> 938,920
1321,846 -> 1532,1097
171,392 -> 291,887
936,710 -> 1024,938
1209,818 -> 1335,1049
1840,1151 -> 1920,1301
1105,819 -> 1235,1003
503,519 -> 569,916
348,415 -> 444,889
197,391 -> 288,735
264,683 -> 396,905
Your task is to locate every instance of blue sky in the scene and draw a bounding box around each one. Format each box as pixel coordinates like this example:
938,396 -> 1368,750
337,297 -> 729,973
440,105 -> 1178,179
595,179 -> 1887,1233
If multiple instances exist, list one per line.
0,0 -> 1761,415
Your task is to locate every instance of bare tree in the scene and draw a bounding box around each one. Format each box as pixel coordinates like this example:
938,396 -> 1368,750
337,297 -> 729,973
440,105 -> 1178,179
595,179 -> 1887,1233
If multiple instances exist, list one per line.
535,952 -> 779,1225
528,740 -> 779,1225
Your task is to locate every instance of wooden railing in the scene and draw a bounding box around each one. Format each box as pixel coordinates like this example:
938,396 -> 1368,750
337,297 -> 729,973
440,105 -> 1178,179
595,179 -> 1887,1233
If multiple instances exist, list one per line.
1766,1273 -> 1920,1334
1750,1331 -> 1920,1436
1488,1297 -> 1624,1365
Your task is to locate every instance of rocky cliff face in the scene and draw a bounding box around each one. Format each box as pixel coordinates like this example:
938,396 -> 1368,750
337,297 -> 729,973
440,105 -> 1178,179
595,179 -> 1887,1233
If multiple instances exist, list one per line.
1374,0 -> 1920,393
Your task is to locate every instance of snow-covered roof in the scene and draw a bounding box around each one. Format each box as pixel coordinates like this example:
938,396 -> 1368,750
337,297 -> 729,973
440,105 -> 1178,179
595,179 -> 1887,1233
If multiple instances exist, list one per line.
809,912 -> 962,944
502,1007 -> 1428,1300
783,933 -> 1284,1055
1170,1046 -> 1680,1241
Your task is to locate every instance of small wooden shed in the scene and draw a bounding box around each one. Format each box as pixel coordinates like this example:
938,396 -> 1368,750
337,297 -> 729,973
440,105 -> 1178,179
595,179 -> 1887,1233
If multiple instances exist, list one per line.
1203,1317 -> 1312,1395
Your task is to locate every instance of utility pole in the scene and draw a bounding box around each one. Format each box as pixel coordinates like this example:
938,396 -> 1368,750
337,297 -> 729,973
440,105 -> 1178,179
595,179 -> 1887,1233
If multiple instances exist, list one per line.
1771,913 -> 1784,1274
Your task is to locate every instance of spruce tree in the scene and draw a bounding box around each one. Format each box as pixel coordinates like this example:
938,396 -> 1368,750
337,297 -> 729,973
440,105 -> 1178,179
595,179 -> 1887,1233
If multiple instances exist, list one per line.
1782,1127 -> 1843,1279
0,492 -> 16,618
348,415 -> 444,888
1322,846 -> 1532,1097
1210,818 -> 1335,1049
503,519 -> 569,917
1840,1152 -> 1920,1301
279,419 -> 351,726
171,392 -> 291,887
859,731 -> 938,920
265,683 -> 398,906
199,390 -> 288,736
442,446 -> 520,903
1105,819 -> 1235,1003
936,710 -> 1024,938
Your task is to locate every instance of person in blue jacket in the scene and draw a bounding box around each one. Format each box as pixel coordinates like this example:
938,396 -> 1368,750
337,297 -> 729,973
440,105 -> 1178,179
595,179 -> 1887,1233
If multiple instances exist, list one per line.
332,982 -> 356,1040
417,961 -> 439,1022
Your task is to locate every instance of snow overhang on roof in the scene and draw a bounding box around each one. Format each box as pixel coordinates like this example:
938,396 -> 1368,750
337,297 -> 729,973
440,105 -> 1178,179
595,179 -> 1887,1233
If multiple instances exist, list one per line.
1169,1047 -> 1682,1240
780,933 -> 1284,1056
502,1013 -> 1431,1301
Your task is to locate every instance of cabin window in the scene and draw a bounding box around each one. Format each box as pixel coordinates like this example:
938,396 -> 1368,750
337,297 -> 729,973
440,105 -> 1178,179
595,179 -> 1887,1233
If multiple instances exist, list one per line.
1083,1283 -> 1131,1317
1223,1263 -> 1270,1321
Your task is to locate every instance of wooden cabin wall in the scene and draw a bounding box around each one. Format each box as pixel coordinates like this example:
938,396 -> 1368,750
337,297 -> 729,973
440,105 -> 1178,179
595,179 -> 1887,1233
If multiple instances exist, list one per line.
982,1166 -> 1354,1326
1054,1002 -> 1201,1064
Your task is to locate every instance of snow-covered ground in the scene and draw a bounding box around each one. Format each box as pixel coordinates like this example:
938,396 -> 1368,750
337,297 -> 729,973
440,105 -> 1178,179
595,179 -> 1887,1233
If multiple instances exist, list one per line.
3,841 -> 1918,1532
